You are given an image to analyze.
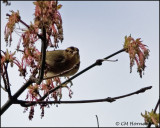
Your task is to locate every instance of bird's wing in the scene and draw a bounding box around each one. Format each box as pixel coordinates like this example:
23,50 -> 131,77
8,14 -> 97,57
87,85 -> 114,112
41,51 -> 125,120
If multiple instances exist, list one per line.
54,54 -> 65,63
45,50 -> 65,66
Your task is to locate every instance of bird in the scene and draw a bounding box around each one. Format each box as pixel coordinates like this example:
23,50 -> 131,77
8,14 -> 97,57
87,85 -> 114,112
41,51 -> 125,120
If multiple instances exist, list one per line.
44,46 -> 80,78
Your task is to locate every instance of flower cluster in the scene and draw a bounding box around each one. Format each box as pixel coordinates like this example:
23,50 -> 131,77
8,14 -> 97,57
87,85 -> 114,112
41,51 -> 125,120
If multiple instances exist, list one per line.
25,78 -> 63,120
34,1 -> 63,48
17,23 -> 39,49
4,10 -> 20,46
141,110 -> 159,127
40,79 -> 59,101
123,35 -> 150,78
0,49 -> 16,67
14,58 -> 27,77
0,49 -> 16,75
0,49 -> 27,77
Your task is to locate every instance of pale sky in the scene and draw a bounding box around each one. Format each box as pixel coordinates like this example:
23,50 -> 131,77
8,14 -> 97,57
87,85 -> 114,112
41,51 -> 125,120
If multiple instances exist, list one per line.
1,1 -> 159,127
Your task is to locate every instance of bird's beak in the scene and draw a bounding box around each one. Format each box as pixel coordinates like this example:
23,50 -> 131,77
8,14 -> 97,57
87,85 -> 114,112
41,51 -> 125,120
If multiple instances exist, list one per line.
73,50 -> 78,54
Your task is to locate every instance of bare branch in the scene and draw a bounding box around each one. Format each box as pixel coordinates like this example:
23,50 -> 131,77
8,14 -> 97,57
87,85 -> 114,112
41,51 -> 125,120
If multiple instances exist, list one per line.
3,63 -> 12,98
103,59 -> 118,62
13,86 -> 152,107
0,84 -> 7,92
153,98 -> 160,113
95,115 -> 100,128
16,49 -> 24,53
2,70 -> 8,91
113,86 -> 152,100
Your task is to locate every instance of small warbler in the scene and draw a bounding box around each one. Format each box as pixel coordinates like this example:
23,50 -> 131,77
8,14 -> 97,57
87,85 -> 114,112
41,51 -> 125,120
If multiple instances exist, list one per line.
44,46 -> 80,78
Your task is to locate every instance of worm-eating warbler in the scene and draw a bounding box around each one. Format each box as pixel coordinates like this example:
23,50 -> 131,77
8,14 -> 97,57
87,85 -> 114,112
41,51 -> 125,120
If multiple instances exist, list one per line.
44,46 -> 80,78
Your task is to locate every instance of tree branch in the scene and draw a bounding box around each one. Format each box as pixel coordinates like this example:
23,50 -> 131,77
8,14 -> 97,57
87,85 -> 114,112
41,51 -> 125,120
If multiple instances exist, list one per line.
38,26 -> 46,83
2,70 -> 8,91
95,115 -> 100,128
0,84 -> 7,92
13,86 -> 152,107
1,78 -> 33,115
113,86 -> 152,100
31,26 -> 47,84
3,63 -> 12,98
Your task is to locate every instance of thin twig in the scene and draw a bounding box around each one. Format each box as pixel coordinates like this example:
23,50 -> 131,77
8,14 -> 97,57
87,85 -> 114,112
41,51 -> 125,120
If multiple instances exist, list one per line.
2,70 -> 8,91
153,98 -> 160,113
113,86 -> 152,100
16,49 -> 24,53
147,98 -> 160,128
13,86 -> 152,107
3,63 -> 12,98
0,84 -> 7,92
0,50 -> 5,54
103,59 -> 118,62
6,13 -> 30,28
95,115 -> 99,128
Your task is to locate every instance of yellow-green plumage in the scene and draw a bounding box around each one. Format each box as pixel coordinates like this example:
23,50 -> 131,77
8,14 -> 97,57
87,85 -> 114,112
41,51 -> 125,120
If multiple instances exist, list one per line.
44,46 -> 80,77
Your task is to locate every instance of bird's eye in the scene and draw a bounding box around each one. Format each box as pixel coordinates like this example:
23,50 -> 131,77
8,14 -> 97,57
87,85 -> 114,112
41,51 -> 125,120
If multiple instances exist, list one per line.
76,48 -> 79,52
70,50 -> 73,54
65,49 -> 69,52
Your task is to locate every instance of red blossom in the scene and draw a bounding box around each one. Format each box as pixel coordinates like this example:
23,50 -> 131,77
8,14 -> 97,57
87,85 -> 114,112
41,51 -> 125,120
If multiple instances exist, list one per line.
18,25 -> 39,49
14,58 -> 27,77
40,79 -> 58,101
4,11 -> 20,46
29,106 -> 34,120
27,84 -> 39,101
123,35 -> 150,78
0,49 -> 16,69
22,47 -> 40,67
33,1 -> 63,48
